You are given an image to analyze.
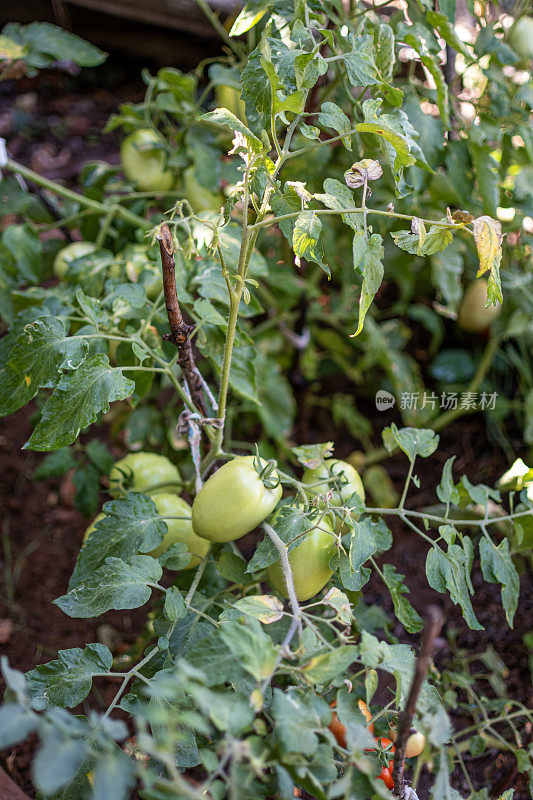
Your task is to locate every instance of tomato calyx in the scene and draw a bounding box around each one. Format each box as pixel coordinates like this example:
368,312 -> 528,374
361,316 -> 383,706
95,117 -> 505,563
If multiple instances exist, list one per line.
254,454 -> 281,491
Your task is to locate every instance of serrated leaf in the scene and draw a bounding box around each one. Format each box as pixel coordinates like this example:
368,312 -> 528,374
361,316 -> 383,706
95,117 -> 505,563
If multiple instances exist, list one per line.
291,442 -> 334,470
24,354 -> 134,451
164,585 -> 188,622
343,34 -> 380,86
0,317 -> 87,417
92,751 -> 135,800
383,423 -> 439,461
351,232 -> 384,336
317,102 -> 352,149
219,619 -> 277,680
199,107 -> 263,151
472,215 -> 503,282
382,564 -> 423,633
26,643 -> 113,709
391,223 -> 453,256
302,646 -> 359,684
292,211 -> 328,273
375,24 -> 395,81
437,457 -> 460,504
76,288 -> 106,326
33,735 -> 89,795
0,704 -> 36,747
231,594 -> 284,624
479,537 -> 519,627
426,545 -> 482,630
55,555 -> 162,618
73,492 -> 167,585
315,178 -> 362,231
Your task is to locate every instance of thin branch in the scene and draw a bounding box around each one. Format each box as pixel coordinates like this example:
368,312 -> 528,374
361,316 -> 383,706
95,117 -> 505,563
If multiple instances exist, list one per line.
157,222 -> 207,416
392,606 -> 444,798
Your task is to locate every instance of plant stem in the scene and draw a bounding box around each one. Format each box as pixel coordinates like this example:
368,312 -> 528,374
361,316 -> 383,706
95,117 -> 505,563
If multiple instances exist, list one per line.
263,522 -> 303,635
193,0 -> 243,57
5,158 -> 149,230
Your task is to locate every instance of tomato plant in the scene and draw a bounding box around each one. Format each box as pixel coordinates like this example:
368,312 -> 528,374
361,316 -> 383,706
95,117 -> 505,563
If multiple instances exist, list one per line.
0,5 -> 532,800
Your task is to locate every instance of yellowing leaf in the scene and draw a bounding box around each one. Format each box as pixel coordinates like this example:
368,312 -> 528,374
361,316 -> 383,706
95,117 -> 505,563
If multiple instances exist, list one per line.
472,215 -> 502,277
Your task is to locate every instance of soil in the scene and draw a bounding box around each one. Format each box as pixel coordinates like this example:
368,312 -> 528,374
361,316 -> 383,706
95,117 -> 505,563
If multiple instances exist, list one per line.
0,52 -> 531,800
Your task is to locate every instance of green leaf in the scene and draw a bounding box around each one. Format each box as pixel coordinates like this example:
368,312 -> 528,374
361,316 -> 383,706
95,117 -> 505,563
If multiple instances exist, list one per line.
342,34 -> 380,87
437,457 -> 460,504
469,140 -> 500,216
230,594 -> 284,624
24,354 -> 134,451
33,735 -> 89,795
302,646 -> 359,684
199,107 -> 263,151
351,232 -> 384,335
383,423 -> 439,461
381,564 -> 423,633
315,178 -> 362,231
375,24 -> 395,82
72,463 -> 101,518
241,46 -> 271,136
219,619 -> 277,681
317,102 -> 352,149
272,689 -> 330,755
426,544 -> 482,630
26,643 -> 113,709
247,506 -> 311,572
255,354 -> 296,440
2,223 -> 42,282
34,447 -> 77,480
0,317 -> 87,417
391,223 -> 453,256
479,537 -> 519,627
164,585 -> 188,622
76,288 -> 107,327
292,211 -> 328,273
195,687 -> 255,735
92,751 -> 135,800
4,21 -> 106,68
0,704 -> 36,747
55,555 -> 162,618
426,11 -> 471,58
72,492 -> 167,585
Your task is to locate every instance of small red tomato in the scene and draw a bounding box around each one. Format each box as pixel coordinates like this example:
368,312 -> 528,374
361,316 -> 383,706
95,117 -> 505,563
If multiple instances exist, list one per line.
378,761 -> 394,790
328,698 -> 375,748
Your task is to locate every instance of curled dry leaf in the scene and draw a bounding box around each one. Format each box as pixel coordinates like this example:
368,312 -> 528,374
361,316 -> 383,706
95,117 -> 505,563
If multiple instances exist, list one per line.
344,159 -> 383,189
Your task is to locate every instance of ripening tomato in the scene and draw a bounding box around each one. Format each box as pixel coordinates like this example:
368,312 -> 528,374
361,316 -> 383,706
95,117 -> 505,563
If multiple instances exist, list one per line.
302,459 -> 365,527
109,453 -> 181,497
457,278 -> 501,333
267,513 -> 335,600
191,456 -> 282,543
183,166 -> 223,213
378,762 -> 394,790
53,241 -> 97,279
388,725 -> 426,758
328,698 -> 374,748
120,128 -> 175,192
146,493 -> 210,568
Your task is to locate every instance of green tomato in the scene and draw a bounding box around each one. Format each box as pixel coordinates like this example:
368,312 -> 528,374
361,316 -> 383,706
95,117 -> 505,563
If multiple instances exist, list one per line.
109,452 -> 181,497
267,513 -> 336,601
120,128 -> 175,192
147,493 -> 210,568
215,84 -> 247,123
123,244 -> 163,300
302,459 -> 365,527
53,241 -> 97,279
183,166 -> 223,213
507,16 -> 533,61
457,278 -> 501,333
83,496 -> 208,569
192,455 -> 282,542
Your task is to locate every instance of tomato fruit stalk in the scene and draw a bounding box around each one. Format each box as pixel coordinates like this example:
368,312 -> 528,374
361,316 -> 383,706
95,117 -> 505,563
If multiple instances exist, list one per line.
267,513 -> 335,601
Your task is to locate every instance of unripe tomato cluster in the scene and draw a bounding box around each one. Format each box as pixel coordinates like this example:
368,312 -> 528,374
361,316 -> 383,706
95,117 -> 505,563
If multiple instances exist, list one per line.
83,453 -> 365,601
